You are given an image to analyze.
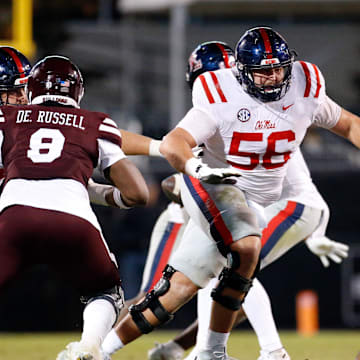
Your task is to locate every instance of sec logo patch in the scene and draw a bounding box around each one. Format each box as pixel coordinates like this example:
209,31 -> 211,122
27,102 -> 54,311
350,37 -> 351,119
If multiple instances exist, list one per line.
237,108 -> 250,122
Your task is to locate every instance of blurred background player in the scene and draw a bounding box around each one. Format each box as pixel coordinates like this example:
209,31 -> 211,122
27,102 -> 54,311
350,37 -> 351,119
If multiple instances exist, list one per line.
0,46 -> 31,106
0,46 -> 32,183
0,54 -> 150,360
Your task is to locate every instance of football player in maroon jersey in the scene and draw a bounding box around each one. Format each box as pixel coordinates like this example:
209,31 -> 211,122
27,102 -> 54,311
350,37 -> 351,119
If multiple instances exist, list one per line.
0,55 -> 149,360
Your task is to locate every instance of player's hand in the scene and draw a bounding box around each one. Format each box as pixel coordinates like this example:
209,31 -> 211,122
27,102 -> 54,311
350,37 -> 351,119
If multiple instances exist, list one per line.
197,164 -> 242,184
305,236 -> 349,267
185,157 -> 241,184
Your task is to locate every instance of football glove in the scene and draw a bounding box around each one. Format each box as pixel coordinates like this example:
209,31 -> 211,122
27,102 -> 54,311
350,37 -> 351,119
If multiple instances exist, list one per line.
87,178 -> 112,206
305,236 -> 349,268
185,157 -> 242,184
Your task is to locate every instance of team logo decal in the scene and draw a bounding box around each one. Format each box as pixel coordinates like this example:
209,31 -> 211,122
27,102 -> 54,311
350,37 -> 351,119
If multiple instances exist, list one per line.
188,54 -> 203,73
237,108 -> 251,122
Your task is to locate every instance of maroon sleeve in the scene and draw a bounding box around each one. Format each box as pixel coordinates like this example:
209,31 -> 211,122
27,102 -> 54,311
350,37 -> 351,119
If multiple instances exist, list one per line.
96,115 -> 122,148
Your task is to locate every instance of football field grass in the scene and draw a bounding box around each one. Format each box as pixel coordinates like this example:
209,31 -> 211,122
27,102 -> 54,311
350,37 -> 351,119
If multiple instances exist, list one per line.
0,330 -> 358,360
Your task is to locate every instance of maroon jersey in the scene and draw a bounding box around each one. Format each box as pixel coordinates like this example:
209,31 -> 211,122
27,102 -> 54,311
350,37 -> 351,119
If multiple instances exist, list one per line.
0,104 -> 122,185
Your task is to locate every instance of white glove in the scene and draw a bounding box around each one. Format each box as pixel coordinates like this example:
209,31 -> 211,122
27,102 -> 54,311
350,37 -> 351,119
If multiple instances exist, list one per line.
87,178 -> 131,209
87,178 -> 113,206
305,236 -> 349,267
185,157 -> 241,184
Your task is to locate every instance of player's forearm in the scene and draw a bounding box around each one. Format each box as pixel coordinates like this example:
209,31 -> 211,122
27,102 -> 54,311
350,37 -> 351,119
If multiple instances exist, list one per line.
160,130 -> 196,173
88,178 -> 136,209
120,129 -> 162,156
109,158 -> 149,207
348,118 -> 360,149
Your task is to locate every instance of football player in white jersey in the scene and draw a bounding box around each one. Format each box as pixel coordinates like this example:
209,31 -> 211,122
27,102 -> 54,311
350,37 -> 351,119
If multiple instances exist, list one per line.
158,26 -> 356,360
99,28 -> 354,360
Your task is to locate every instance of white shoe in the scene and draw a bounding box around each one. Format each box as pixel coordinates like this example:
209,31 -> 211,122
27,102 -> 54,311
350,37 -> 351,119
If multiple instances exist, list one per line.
194,346 -> 237,360
148,341 -> 184,360
101,350 -> 111,360
258,348 -> 291,360
56,341 -> 102,360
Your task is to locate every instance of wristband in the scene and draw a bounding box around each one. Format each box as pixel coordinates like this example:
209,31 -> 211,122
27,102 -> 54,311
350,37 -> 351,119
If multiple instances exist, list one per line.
113,188 -> 131,209
184,157 -> 202,178
149,139 -> 163,157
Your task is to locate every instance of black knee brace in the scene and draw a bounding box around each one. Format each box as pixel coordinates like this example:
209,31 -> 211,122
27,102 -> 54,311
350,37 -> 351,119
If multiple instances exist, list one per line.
211,258 -> 253,311
129,265 -> 176,334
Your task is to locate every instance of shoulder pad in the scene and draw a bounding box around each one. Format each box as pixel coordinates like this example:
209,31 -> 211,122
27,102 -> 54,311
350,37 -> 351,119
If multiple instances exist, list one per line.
192,69 -> 229,106
98,117 -> 122,147
294,61 -> 325,100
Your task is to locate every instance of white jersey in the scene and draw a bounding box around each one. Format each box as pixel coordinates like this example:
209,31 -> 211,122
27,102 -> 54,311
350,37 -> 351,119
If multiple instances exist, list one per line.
177,61 -> 341,206
281,149 -> 326,209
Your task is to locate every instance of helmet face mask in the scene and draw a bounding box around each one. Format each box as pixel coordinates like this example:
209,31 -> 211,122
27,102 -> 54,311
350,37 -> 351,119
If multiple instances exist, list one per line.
0,46 -> 31,105
235,26 -> 296,102
0,88 -> 27,106
186,41 -> 235,89
26,55 -> 84,108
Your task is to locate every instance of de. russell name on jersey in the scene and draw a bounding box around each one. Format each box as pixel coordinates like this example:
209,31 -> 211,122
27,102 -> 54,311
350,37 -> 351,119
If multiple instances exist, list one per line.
15,109 -> 85,130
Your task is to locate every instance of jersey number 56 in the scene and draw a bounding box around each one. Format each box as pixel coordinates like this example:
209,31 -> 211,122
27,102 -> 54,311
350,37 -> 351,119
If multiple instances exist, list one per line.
227,130 -> 295,170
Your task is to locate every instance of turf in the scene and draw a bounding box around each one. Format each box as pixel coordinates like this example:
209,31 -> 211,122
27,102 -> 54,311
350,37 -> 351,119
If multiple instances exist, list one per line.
0,330 -> 358,360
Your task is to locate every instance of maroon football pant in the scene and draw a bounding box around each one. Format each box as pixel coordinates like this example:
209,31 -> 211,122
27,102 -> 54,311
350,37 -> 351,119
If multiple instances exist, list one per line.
0,205 -> 121,296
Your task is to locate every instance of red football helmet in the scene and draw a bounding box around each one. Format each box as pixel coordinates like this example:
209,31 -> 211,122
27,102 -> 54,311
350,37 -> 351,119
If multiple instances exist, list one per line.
26,55 -> 84,107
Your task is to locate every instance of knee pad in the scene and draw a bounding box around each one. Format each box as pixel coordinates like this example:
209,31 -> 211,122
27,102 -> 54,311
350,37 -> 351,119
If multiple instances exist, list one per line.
80,284 -> 125,324
211,263 -> 253,311
129,265 -> 176,334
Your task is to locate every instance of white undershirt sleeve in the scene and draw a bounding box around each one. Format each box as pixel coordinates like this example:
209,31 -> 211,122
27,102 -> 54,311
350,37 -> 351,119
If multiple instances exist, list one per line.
97,138 -> 127,171
176,107 -> 218,146
313,95 -> 342,128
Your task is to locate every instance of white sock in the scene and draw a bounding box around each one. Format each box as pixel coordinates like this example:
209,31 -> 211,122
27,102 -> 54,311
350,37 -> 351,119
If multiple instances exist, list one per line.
101,329 -> 124,355
80,299 -> 117,349
243,278 -> 283,353
183,278 -> 218,360
204,329 -> 230,350
197,278 -> 217,349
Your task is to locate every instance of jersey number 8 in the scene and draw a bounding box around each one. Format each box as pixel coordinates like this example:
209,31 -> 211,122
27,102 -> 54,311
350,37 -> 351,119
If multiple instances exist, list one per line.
27,128 -> 65,163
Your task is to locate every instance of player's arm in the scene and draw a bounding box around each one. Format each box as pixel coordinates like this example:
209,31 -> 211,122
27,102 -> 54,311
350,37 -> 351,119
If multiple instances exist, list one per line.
120,129 -> 162,157
106,157 -> 149,207
160,127 -> 197,173
97,122 -> 149,208
330,108 -> 360,148
160,108 -> 241,183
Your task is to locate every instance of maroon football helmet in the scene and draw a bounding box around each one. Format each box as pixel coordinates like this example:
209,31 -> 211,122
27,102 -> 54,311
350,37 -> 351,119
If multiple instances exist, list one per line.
26,55 -> 84,107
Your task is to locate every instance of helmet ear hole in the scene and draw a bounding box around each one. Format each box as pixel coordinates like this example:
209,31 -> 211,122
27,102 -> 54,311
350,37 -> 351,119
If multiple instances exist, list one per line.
235,27 -> 295,102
